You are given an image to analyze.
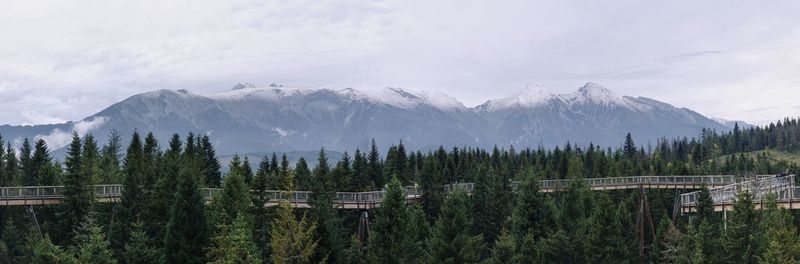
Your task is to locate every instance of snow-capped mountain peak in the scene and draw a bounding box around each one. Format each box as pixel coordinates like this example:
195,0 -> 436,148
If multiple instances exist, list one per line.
478,83 -> 558,111
232,83 -> 256,90
567,82 -> 626,105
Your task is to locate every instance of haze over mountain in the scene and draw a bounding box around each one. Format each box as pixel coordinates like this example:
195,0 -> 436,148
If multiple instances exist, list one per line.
0,83 -> 735,155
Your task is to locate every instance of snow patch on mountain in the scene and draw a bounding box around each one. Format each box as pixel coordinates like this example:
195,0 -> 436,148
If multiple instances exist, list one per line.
479,82 -> 649,112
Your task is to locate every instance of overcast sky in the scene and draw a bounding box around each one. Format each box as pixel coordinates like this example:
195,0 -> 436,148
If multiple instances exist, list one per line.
1,0 -> 799,126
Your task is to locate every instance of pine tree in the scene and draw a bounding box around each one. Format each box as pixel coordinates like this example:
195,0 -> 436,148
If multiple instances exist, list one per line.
163,157 -> 209,264
73,218 -> 116,264
427,190 -> 483,263
57,133 -> 92,244
207,215 -> 262,264
123,221 -> 160,264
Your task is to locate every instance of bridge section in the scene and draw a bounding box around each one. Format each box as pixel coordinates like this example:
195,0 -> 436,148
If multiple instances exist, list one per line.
0,175 -> 733,209
680,174 -> 796,213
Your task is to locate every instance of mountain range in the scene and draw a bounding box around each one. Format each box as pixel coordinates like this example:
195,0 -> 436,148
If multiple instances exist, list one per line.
0,83 -> 743,156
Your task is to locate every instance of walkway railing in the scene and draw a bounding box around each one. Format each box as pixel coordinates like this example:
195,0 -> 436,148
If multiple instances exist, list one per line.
1,175 -> 733,207
680,174 -> 796,207
540,175 -> 734,190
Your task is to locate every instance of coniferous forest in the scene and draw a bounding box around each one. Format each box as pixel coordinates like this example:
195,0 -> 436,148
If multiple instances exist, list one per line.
1,119 -> 800,263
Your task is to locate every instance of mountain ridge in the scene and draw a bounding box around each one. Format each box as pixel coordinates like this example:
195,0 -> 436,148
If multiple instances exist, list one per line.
0,83 -> 732,155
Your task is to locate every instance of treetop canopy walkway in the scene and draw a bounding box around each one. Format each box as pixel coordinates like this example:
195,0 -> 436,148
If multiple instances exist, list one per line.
680,174 -> 798,213
0,175 -> 733,209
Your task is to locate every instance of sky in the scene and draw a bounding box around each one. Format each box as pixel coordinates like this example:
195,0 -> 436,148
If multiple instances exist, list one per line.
1,0 -> 799,126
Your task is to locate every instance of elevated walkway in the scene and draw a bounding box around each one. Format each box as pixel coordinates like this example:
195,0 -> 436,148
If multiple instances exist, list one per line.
1,175 -> 730,209
680,174 -> 796,213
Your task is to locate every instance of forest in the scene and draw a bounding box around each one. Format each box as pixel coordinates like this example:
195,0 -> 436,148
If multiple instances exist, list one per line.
1,118 -> 800,263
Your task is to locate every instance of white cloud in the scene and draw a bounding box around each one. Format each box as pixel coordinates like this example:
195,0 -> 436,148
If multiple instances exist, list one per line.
33,116 -> 108,150
0,0 -> 799,125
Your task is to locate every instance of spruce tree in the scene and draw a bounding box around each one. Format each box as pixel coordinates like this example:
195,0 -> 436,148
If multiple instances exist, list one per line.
19,138 -> 33,185
351,149 -> 371,191
123,221 -> 160,264
368,177 -> 411,263
420,156 -> 444,222
57,133 -> 92,244
510,168 -> 555,245
211,167 -> 249,225
81,134 -> 101,185
4,143 -> 18,185
149,134 -> 182,241
207,215 -> 261,264
332,151 -> 351,191
757,194 -> 800,262
270,195 -> 318,264
242,156 -> 254,185
27,235 -> 76,264
404,204 -> 429,263
294,157 -> 311,190
110,132 -> 145,254
99,130 -> 123,184
342,235 -> 367,264
30,139 -> 53,185
200,135 -> 222,187
721,191 -> 758,264
0,134 -> 6,186
163,156 -> 209,264
308,149 -> 344,262
427,190 -> 483,263
367,139 -> 384,187
73,218 -> 116,264
484,229 -> 516,264
250,154 -> 273,263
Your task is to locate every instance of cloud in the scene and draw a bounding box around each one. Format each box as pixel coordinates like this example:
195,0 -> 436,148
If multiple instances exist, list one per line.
20,110 -> 68,125
0,0 -> 799,125
33,116 -> 108,150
